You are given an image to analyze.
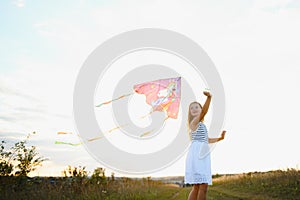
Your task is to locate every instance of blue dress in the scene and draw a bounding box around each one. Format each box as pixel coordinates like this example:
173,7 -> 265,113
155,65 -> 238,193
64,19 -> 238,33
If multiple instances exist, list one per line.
184,121 -> 212,185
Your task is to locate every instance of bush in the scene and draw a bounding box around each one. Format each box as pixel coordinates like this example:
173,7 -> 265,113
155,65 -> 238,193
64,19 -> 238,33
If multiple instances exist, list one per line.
0,132 -> 47,177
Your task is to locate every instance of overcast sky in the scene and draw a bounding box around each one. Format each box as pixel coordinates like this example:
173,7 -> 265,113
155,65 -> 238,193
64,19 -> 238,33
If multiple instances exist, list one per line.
1,0 -> 300,177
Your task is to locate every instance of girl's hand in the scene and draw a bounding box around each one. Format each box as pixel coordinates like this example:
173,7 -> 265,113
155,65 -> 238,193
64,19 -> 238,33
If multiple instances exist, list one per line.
218,130 -> 226,141
203,91 -> 212,97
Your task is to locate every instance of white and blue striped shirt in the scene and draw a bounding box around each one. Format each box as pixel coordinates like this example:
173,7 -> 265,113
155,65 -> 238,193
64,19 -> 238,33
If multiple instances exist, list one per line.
191,122 -> 208,143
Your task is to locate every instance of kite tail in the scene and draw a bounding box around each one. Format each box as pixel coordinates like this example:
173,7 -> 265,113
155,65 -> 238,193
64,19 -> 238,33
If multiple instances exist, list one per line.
95,93 -> 134,107
140,129 -> 155,137
57,131 -> 72,135
140,110 -> 154,119
54,141 -> 82,146
87,124 -> 129,141
55,124 -> 129,146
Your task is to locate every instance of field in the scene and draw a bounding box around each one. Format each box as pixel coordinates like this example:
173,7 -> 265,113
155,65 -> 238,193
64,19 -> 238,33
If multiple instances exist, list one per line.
1,169 -> 299,200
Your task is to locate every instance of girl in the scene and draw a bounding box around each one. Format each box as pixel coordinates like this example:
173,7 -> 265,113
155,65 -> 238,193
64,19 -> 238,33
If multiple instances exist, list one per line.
185,91 -> 226,200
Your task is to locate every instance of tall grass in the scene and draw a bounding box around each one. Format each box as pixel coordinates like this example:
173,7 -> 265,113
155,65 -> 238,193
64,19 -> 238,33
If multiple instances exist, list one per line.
0,176 -> 177,200
212,168 -> 300,199
1,169 -> 299,200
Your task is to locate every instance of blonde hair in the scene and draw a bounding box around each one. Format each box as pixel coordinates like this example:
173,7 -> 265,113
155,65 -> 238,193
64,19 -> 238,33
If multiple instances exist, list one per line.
187,101 -> 203,133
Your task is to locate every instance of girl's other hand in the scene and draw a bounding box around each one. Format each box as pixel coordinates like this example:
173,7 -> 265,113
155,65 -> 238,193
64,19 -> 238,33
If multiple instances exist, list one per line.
203,91 -> 211,97
219,130 -> 226,141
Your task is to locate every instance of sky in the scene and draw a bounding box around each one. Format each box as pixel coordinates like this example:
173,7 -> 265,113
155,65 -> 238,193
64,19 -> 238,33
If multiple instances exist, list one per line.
1,0 -> 300,177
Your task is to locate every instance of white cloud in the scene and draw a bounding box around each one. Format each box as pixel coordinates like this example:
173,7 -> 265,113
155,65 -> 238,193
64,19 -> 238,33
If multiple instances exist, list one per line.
12,0 -> 25,8
253,0 -> 294,9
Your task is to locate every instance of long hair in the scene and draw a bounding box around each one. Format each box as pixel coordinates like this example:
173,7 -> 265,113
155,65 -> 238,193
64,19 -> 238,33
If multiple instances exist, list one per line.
187,101 -> 203,133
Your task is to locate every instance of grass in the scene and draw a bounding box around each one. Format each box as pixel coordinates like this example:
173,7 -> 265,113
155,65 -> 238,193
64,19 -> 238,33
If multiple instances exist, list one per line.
209,168 -> 300,200
1,169 -> 299,200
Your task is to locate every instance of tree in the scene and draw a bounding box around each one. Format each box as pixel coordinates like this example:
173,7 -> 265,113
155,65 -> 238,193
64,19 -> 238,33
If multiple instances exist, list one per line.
12,139 -> 47,176
0,132 -> 47,177
0,141 -> 13,176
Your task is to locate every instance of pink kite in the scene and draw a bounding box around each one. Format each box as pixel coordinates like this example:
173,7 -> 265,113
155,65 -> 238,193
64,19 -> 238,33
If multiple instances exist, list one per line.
134,77 -> 181,119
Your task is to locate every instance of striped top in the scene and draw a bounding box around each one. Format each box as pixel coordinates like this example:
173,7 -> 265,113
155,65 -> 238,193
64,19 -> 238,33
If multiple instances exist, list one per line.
190,122 -> 208,143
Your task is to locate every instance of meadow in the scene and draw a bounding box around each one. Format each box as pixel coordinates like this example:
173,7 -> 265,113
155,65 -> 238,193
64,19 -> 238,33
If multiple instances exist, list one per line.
1,168 -> 299,200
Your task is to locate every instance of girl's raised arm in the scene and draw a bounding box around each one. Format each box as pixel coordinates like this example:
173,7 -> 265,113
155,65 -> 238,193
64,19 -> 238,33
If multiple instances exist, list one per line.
196,91 -> 212,123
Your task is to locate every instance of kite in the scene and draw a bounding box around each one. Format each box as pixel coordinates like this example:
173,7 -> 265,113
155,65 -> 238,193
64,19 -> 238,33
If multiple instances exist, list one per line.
133,77 -> 181,120
56,77 -> 181,146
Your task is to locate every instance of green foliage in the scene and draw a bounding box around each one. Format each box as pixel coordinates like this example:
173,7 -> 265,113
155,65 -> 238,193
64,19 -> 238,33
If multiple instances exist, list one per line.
0,141 -> 13,176
62,165 -> 88,178
90,167 -> 106,184
0,132 -> 47,177
12,140 -> 47,176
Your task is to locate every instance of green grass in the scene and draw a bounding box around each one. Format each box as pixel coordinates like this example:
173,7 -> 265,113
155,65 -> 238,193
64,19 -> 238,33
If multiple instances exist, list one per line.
164,169 -> 300,200
209,168 -> 300,200
1,169 -> 299,200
